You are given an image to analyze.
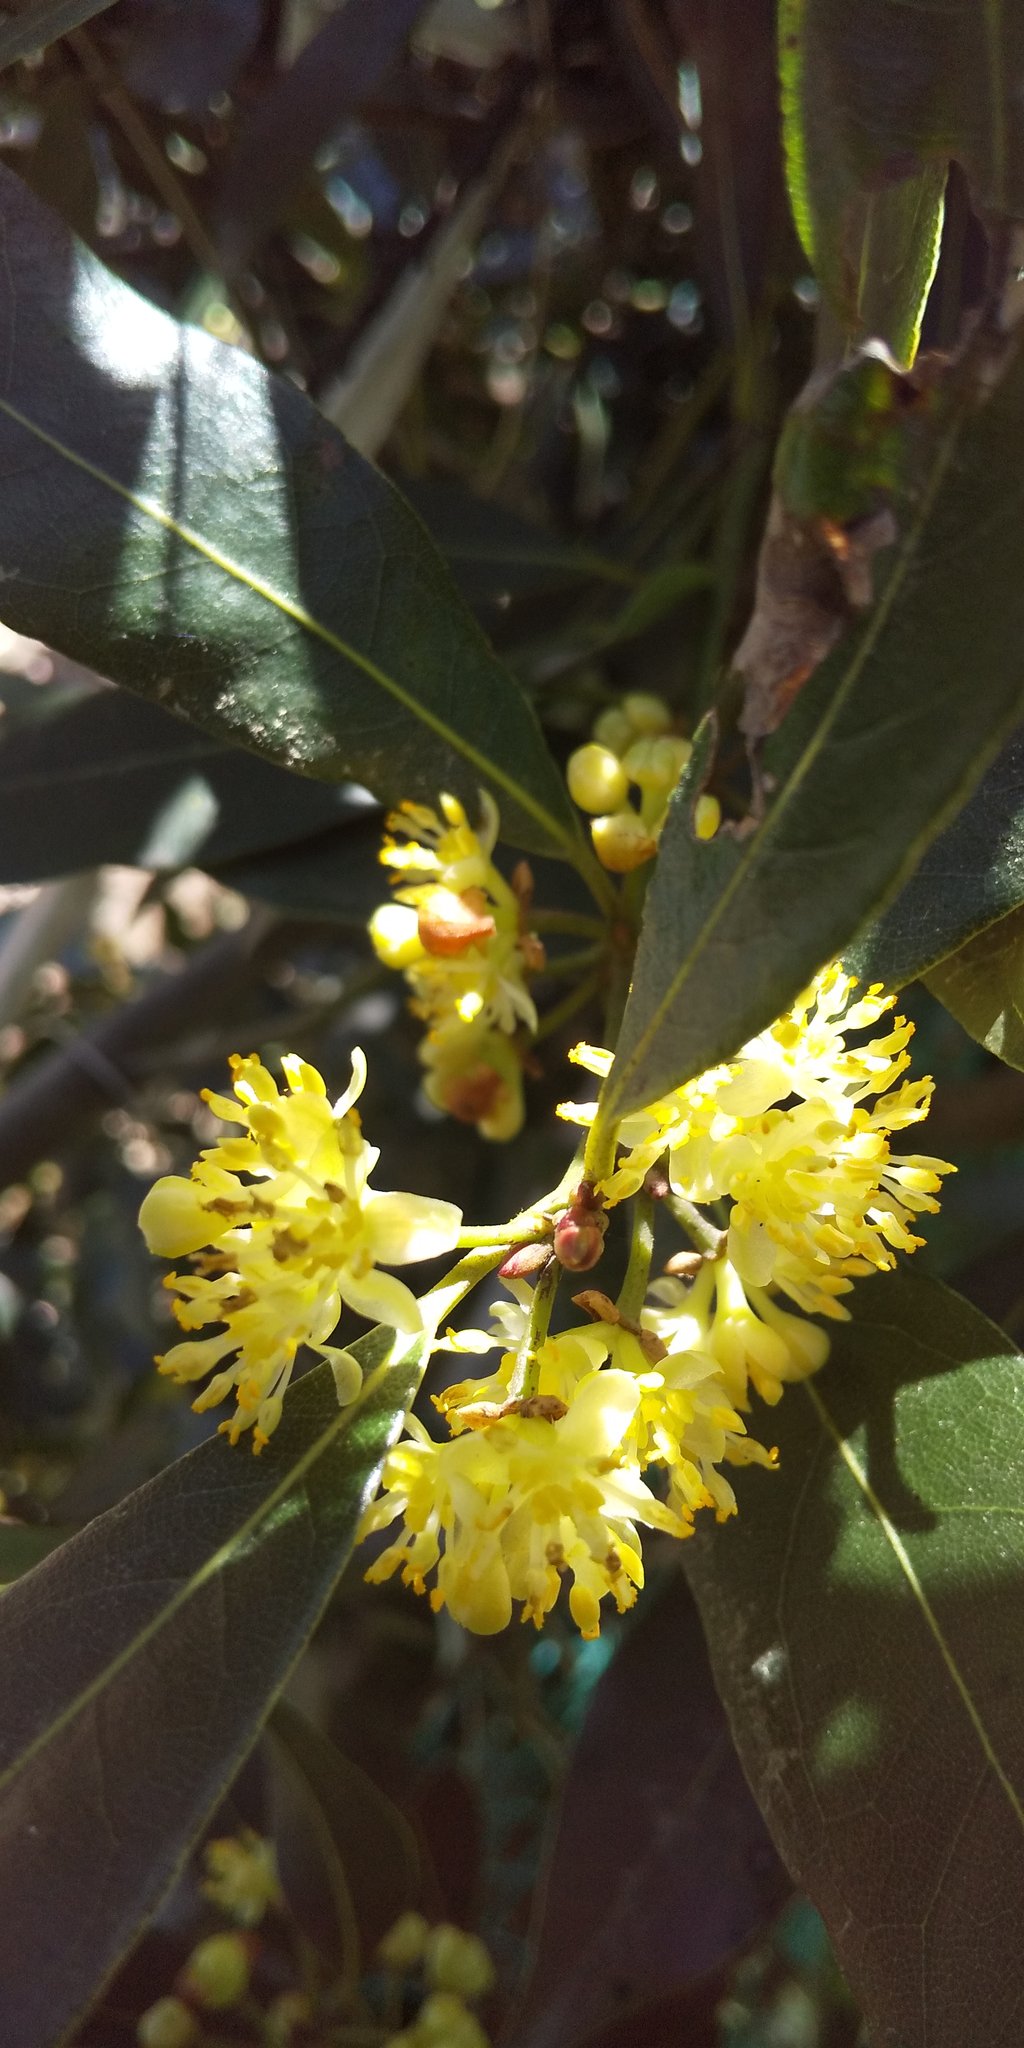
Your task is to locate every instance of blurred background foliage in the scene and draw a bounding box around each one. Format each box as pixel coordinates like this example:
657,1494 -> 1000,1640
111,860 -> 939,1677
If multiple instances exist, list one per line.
0,2 -> 1013,2042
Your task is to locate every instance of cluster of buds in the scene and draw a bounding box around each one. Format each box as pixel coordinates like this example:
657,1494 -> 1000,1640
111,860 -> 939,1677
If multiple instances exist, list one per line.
370,793 -> 544,1141
378,1911 -> 495,2048
566,691 -> 720,873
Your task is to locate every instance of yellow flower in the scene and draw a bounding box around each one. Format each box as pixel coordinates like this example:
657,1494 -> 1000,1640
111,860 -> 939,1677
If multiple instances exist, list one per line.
359,1367 -> 685,1639
559,963 -> 954,1317
369,793 -> 541,1140
139,1050 -> 461,1449
202,1829 -> 281,1927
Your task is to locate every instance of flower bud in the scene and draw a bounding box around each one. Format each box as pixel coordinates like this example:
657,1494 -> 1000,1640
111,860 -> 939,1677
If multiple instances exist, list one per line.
137,1999 -> 197,2048
694,793 -> 721,841
590,809 -> 658,873
377,1909 -> 431,1971
591,705 -> 633,754
621,735 -> 691,793
180,1932 -> 250,2011
499,1240 -> 552,1279
567,743 -> 629,815
621,690 -> 671,735
417,1991 -> 490,2048
369,901 -> 423,970
424,1924 -> 495,2000
553,1188 -> 608,1271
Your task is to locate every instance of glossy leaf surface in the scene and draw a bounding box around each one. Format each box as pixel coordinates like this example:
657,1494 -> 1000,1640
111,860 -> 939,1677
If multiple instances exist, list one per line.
511,1574 -> 786,2048
686,1268 -> 1024,2048
602,333 -> 1024,1123
925,902 -> 1024,1069
0,1326 -> 419,2048
0,166 -> 579,861
779,1 -> 1024,357
851,724 -> 1024,989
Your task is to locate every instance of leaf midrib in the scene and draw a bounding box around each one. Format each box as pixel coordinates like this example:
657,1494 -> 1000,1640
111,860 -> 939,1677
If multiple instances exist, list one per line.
0,1348 -> 412,1798
603,379 -> 971,1120
0,393 -> 577,857
806,1375 -> 1024,1841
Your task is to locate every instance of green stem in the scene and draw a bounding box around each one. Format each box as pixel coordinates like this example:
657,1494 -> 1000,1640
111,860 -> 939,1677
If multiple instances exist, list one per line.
507,1257 -> 560,1402
532,908 -> 608,939
420,1245 -> 510,1328
455,1217 -> 547,1248
534,969 -> 602,1044
617,1187 -> 655,1321
666,1191 -> 726,1259
539,943 -> 605,980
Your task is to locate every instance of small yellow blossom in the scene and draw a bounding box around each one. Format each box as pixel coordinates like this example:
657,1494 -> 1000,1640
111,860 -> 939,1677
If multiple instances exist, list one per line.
369,792 -> 541,1140
566,694 -> 691,873
139,1051 -> 461,1449
359,1366 -> 685,1639
202,1829 -> 281,1927
560,963 -> 953,1319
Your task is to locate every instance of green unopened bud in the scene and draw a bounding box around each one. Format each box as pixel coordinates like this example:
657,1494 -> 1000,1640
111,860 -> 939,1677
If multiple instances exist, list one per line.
590,808 -> 657,873
567,742 -> 629,815
417,1990 -> 490,2047
621,734 -> 691,793
377,1909 -> 431,1971
137,1998 -> 197,2048
694,793 -> 721,840
621,691 -> 671,736
180,1931 -> 250,2011
591,705 -> 633,754
424,1923 -> 495,2000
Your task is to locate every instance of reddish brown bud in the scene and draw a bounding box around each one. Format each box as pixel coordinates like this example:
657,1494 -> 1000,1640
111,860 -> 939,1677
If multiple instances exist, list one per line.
518,931 -> 547,975
664,1248 -> 706,1279
441,1064 -> 508,1125
553,1185 -> 608,1271
571,1289 -> 620,1323
499,1240 -> 552,1279
644,1167 -> 671,1201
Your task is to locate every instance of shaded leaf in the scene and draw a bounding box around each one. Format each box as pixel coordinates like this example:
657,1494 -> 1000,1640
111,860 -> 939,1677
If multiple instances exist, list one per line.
0,688 -> 367,882
779,1 -> 1024,356
851,723 -> 1024,988
0,0 -> 118,68
0,1325 -> 420,2048
600,326 -> 1024,1123
510,1576 -> 786,2048
0,166 -> 581,863
685,1266 -> 1024,2048
269,1697 -> 421,1959
925,901 -> 1024,1069
210,812 -> 385,922
0,1520 -> 70,1583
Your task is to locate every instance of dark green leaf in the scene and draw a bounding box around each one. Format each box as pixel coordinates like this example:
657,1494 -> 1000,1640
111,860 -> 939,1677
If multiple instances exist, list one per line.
269,1698 -> 422,1959
925,902 -> 1024,1068
779,1 -> 1024,356
851,724 -> 1024,988
510,1575 -> 786,2048
0,688 -> 366,881
686,1267 -> 1024,2048
0,1520 -> 70,1583
0,1326 -> 419,2048
0,0 -> 118,69
0,166 -> 581,863
210,813 -> 385,922
601,333 -> 1024,1124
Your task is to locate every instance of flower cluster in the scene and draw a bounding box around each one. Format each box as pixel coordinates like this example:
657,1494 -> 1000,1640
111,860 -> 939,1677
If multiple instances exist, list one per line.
369,792 -> 543,1141
139,1051 -> 461,1450
566,691 -> 719,872
378,1913 -> 494,2048
560,963 -> 954,1319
